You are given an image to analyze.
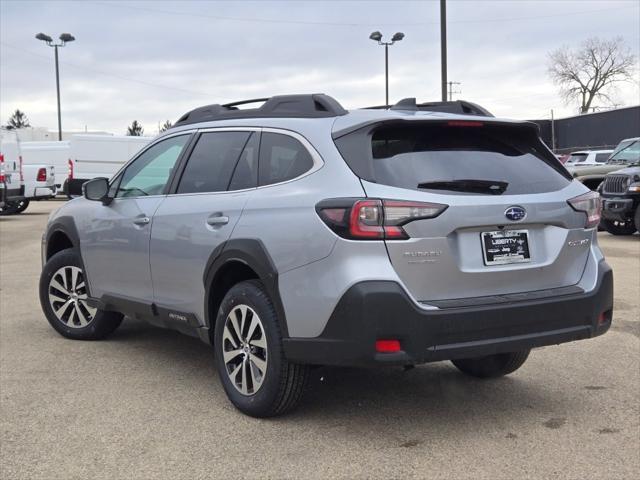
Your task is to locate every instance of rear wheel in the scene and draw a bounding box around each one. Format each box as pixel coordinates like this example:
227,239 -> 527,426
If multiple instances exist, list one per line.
13,199 -> 29,213
601,218 -> 637,236
634,207 -> 640,233
0,201 -> 19,215
452,350 -> 530,378
39,248 -> 123,340
214,280 -> 309,417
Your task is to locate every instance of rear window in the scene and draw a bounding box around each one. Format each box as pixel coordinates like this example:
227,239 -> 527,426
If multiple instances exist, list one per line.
567,153 -> 588,163
336,122 -> 571,196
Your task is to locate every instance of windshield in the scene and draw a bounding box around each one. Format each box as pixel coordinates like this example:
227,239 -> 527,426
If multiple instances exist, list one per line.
608,140 -> 640,165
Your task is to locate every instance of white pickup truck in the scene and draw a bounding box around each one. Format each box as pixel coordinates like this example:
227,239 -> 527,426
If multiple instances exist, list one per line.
1,128 -> 56,215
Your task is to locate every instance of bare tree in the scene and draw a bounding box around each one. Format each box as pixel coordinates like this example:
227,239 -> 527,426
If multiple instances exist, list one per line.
548,37 -> 636,114
159,120 -> 173,133
6,109 -> 31,129
126,120 -> 144,136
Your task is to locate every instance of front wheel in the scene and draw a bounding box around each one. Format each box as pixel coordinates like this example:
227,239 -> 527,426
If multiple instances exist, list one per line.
39,248 -> 123,340
214,280 -> 309,417
452,350 -> 530,378
601,218 -> 637,236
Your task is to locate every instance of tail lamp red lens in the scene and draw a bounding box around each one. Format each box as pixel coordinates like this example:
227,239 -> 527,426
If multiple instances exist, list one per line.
317,198 -> 447,240
567,191 -> 601,228
375,339 -> 401,353
19,155 -> 24,182
67,158 -> 74,179
37,167 -> 47,182
0,153 -> 5,183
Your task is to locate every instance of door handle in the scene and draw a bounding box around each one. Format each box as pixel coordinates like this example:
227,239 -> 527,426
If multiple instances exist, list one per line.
207,215 -> 229,226
133,216 -> 150,226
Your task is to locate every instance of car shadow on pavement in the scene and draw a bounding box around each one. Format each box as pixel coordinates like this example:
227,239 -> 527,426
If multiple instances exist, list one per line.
108,318 -> 564,434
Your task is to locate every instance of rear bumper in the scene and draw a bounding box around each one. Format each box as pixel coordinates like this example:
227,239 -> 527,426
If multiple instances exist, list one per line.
283,261 -> 613,367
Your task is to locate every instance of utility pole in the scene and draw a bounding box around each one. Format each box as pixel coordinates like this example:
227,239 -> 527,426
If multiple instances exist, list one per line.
440,0 -> 447,102
447,81 -> 461,101
550,109 -> 556,153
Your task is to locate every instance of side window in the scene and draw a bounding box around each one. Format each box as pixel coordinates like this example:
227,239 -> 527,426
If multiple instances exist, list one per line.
595,153 -> 610,163
258,133 -> 314,187
116,135 -> 189,198
229,132 -> 259,191
177,131 -> 251,194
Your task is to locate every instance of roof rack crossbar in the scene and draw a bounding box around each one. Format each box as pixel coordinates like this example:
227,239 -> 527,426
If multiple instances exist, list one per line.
173,94 -> 348,127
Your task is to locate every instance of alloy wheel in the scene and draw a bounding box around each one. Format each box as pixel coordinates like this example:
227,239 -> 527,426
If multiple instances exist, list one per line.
222,304 -> 268,395
48,266 -> 96,328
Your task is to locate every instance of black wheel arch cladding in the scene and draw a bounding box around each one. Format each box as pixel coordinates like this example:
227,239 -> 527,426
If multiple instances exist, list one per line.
203,238 -> 289,337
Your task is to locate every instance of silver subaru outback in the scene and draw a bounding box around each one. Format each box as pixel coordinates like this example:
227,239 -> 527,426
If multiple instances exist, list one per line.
39,94 -> 613,417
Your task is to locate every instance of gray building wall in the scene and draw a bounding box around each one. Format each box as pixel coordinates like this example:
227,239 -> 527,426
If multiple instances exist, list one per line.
530,105 -> 640,153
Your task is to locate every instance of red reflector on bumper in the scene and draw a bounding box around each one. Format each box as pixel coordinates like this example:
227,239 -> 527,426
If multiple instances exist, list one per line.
376,339 -> 401,353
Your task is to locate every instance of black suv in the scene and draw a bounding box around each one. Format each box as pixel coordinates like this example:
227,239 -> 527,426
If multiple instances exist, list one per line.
600,165 -> 640,235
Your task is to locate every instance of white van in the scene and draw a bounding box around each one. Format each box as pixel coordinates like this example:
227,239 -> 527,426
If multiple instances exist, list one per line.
21,140 -> 71,191
0,128 -> 24,211
65,135 -> 151,197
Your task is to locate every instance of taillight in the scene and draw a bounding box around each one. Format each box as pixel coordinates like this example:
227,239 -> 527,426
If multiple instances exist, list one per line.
67,158 -> 74,179
37,167 -> 47,182
568,191 -> 601,228
19,155 -> 24,182
317,198 -> 448,240
0,153 -> 5,183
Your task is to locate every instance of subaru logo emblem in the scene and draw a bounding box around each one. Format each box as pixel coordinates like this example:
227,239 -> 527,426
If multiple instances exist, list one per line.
505,206 -> 526,221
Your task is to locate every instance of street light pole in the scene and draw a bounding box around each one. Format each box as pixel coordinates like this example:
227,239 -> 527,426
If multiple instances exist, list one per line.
369,31 -> 405,107
35,32 -> 75,141
54,45 -> 62,141
384,43 -> 389,106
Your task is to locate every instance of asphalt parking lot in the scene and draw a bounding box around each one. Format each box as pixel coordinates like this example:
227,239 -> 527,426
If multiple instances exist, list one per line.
1,200 -> 638,480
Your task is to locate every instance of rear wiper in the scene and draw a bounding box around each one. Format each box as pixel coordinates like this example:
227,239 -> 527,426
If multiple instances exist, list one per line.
417,179 -> 508,195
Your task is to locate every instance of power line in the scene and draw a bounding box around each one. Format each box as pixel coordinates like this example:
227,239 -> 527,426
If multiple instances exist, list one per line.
0,41 -> 214,98
90,1 -> 638,27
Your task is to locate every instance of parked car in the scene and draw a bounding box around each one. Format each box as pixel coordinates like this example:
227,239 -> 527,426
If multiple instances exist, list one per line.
21,140 -> 71,192
7,164 -> 57,214
39,95 -> 613,417
598,139 -> 640,235
64,134 -> 151,197
565,149 -> 613,166
0,128 -> 25,214
566,138 -> 639,190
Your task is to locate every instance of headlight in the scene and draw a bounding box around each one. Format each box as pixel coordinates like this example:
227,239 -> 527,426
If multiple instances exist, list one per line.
628,182 -> 640,193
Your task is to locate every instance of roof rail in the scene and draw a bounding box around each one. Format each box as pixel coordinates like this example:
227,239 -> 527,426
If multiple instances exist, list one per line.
364,98 -> 494,117
174,94 -> 348,127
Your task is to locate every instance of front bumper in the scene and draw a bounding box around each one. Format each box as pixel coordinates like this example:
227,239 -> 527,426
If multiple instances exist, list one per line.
283,261 -> 613,367
601,197 -> 637,222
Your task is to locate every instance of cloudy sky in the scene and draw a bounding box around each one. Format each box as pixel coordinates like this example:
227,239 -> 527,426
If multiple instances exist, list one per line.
1,0 -> 639,135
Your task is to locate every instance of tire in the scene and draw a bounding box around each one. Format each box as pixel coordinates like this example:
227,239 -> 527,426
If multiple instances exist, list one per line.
39,248 -> 123,340
13,199 -> 29,214
0,201 -> 19,215
634,207 -> 640,234
213,280 -> 309,417
452,350 -> 530,379
601,218 -> 637,236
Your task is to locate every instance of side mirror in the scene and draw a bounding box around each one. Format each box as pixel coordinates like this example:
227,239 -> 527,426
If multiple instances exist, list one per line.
83,177 -> 111,205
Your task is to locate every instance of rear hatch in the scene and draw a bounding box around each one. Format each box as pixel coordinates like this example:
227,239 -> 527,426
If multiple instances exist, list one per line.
334,118 -> 592,302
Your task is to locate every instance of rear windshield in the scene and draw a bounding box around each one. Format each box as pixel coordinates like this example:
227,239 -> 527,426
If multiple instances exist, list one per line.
336,122 -> 570,195
567,153 -> 588,163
